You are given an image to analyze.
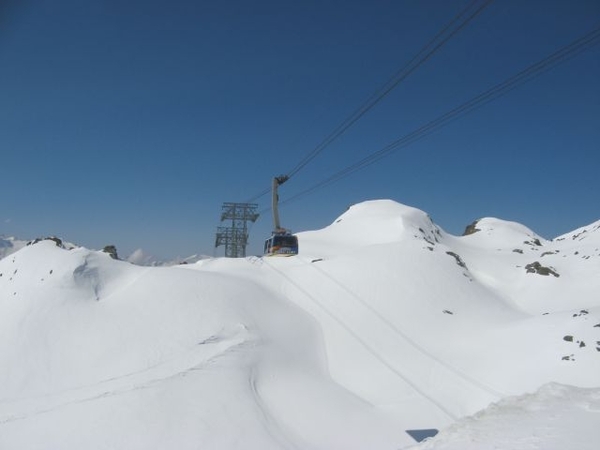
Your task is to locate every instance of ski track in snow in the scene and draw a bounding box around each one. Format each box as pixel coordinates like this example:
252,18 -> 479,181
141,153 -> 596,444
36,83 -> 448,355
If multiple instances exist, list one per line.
0,325 -> 250,425
302,257 -> 507,399
262,257 -> 460,421
248,367 -> 302,450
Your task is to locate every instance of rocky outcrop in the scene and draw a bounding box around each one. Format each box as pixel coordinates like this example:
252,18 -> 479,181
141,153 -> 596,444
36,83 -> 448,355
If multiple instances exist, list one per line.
102,245 -> 119,260
525,261 -> 559,277
28,236 -> 65,248
462,220 -> 481,236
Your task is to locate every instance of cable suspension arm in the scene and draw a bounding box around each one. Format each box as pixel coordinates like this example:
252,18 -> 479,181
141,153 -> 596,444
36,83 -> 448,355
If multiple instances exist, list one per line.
243,0 -> 495,204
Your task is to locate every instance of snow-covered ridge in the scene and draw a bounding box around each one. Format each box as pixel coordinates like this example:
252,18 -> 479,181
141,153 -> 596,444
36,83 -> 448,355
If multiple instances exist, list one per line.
298,199 -> 445,257
0,235 -> 77,260
554,219 -> 600,244
460,216 -> 547,246
1,200 -> 599,449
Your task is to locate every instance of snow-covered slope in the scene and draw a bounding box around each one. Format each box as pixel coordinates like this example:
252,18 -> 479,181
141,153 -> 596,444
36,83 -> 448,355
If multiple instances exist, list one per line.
412,383 -> 600,450
1,200 -> 599,449
454,216 -> 600,314
0,238 -> 405,449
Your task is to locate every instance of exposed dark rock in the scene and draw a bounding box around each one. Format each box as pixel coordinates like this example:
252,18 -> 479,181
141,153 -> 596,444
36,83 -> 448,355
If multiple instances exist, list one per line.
446,251 -> 467,269
442,310 -> 454,315
102,245 -> 119,260
579,341 -> 586,348
423,237 -> 436,246
462,220 -> 481,236
513,249 -> 523,254
47,236 -> 63,247
28,236 -> 64,248
524,239 -> 542,247
524,261 -> 559,277
563,335 -> 573,342
541,251 -> 556,257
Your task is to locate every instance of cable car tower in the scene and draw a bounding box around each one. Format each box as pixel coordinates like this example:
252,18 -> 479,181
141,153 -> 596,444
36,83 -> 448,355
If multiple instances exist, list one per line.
264,175 -> 299,256
215,202 -> 259,258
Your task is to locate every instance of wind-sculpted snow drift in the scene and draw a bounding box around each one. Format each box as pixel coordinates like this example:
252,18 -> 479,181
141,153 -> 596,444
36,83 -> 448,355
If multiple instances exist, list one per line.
1,200 -> 599,449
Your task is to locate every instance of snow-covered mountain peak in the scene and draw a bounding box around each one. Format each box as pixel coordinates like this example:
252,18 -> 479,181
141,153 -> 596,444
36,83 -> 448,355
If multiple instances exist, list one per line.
0,238 -> 136,307
460,217 -> 547,248
299,199 -> 444,256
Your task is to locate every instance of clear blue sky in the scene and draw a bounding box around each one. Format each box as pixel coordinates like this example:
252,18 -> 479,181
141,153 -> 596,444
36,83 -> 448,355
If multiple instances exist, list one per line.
1,0 -> 599,259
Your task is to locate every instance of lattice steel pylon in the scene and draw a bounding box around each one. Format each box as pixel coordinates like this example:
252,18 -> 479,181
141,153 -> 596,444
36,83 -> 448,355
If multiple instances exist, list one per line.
215,202 -> 259,258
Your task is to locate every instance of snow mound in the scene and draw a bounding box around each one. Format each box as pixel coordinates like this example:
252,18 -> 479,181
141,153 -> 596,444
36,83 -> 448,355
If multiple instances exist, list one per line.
413,383 -> 600,450
298,199 -> 444,256
461,217 -> 547,248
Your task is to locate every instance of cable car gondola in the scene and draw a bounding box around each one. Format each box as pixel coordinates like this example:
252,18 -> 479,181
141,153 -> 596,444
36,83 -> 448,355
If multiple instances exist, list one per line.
264,175 -> 299,256
264,232 -> 298,256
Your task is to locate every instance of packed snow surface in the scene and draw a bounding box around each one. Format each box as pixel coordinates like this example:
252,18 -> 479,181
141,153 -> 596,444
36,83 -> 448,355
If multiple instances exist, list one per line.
1,200 -> 599,449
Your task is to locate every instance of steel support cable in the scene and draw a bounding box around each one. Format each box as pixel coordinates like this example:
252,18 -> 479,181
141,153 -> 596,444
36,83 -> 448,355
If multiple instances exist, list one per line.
286,0 -> 495,179
275,25 -> 600,208
244,186 -> 271,204
243,0 -> 494,204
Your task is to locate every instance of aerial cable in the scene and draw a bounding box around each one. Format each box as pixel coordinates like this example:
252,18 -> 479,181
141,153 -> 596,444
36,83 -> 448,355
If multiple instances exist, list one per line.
286,0 -> 495,179
274,25 -> 600,209
244,186 -> 271,204
243,0 -> 494,204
